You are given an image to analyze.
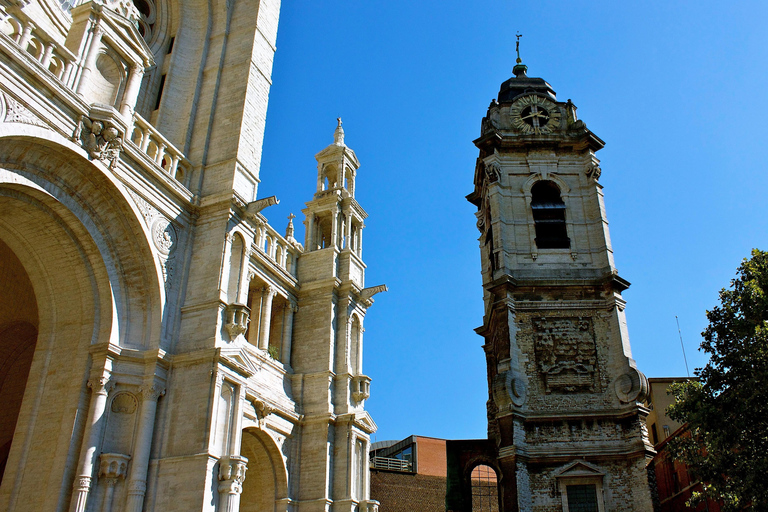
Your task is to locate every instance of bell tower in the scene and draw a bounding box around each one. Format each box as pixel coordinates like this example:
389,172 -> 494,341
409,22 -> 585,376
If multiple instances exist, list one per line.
291,119 -> 383,512
467,57 -> 654,511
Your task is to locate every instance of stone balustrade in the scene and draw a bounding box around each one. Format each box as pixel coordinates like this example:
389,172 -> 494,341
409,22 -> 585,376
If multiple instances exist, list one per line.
129,113 -> 191,185
254,220 -> 302,278
1,12 -> 78,85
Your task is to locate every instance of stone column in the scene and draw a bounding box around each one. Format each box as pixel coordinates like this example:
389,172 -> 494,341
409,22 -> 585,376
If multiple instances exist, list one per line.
281,301 -> 297,366
344,212 -> 352,250
98,453 -> 130,512
258,286 -> 275,350
124,384 -> 165,512
307,215 -> 315,250
76,23 -> 104,96
70,375 -> 112,512
357,224 -> 364,257
120,62 -> 144,118
217,455 -> 248,512
330,208 -> 339,248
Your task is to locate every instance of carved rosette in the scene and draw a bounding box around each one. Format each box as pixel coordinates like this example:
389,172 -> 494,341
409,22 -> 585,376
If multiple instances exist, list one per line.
127,190 -> 178,290
73,115 -> 124,169
218,455 -> 248,495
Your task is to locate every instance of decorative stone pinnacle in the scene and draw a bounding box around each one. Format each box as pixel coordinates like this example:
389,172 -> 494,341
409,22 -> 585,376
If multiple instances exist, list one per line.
286,213 -> 295,239
334,118 -> 345,146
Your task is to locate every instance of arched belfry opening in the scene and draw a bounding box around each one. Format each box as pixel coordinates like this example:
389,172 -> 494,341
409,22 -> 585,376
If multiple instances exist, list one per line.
0,238 -> 38,487
531,180 -> 569,249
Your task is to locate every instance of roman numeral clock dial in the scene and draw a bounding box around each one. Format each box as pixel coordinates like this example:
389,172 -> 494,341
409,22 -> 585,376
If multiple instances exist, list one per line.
510,94 -> 561,134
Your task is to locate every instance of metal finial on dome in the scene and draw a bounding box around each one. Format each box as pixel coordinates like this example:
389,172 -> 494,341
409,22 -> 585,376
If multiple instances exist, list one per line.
334,117 -> 345,146
513,32 -> 528,78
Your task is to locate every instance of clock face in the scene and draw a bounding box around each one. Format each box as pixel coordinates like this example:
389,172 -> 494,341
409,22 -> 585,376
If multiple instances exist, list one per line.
510,95 -> 561,134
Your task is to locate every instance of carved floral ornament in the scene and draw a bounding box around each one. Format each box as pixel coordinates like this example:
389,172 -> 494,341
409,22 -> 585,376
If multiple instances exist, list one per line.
0,92 -> 48,128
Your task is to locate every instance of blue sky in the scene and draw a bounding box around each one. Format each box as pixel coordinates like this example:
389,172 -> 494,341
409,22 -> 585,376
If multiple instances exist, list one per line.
258,1 -> 768,442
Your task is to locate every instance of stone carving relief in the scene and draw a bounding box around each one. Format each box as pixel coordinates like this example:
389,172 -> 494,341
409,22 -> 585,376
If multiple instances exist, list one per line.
111,392 -> 138,414
533,317 -> 597,393
0,92 -> 48,128
73,115 -> 124,170
585,163 -> 601,181
484,161 -> 501,183
127,189 -> 178,290
614,367 -> 649,404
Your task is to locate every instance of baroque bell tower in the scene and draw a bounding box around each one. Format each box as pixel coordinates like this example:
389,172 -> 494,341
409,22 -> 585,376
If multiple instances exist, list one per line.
466,54 -> 654,511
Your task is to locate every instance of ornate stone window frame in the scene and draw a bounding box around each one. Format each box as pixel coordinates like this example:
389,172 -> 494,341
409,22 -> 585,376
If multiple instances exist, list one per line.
554,460 -> 606,512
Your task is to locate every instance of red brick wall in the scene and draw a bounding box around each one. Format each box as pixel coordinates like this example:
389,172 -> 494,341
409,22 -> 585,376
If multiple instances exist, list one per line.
371,470 -> 446,512
416,437 -> 447,477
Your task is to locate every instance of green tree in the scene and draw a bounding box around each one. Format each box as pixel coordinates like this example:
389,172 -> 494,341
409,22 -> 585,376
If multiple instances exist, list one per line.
667,249 -> 768,511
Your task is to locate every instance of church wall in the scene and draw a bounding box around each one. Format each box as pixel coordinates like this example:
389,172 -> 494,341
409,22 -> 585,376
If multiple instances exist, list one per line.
0,0 -> 383,509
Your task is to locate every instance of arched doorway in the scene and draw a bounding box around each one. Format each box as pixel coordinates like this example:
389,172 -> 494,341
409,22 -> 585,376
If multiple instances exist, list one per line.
0,238 -> 38,486
239,428 -> 288,512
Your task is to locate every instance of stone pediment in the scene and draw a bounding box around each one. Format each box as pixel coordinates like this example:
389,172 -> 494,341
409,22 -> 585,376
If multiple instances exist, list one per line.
353,411 -> 377,434
218,346 -> 258,377
553,460 -> 605,479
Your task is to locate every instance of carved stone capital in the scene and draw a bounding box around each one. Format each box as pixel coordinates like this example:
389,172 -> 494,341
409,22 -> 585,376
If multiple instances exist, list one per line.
217,455 -> 248,495
262,285 -> 276,297
139,385 -> 166,402
87,376 -> 113,396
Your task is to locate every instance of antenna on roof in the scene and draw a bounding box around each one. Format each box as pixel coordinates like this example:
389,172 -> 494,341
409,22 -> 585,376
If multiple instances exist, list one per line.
675,316 -> 690,378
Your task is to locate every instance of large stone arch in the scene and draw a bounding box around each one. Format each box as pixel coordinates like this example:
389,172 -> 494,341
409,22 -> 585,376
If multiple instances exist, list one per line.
0,133 -> 164,349
239,427 -> 289,512
0,130 -> 168,510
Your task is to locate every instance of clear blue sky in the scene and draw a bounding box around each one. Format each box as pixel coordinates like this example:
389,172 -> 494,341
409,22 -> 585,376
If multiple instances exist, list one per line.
258,1 -> 768,443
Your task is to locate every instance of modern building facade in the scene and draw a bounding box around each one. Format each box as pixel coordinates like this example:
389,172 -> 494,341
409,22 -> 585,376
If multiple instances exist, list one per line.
0,0 -> 383,510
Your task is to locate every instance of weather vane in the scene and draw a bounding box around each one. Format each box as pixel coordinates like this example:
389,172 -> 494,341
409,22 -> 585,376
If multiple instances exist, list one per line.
515,32 -> 523,64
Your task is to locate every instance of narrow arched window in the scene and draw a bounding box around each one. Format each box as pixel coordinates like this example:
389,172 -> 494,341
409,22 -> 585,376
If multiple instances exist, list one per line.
531,180 -> 569,249
471,464 -> 499,512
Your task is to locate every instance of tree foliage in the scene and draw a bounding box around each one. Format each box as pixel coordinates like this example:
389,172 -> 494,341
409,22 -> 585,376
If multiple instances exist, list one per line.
667,249 -> 768,511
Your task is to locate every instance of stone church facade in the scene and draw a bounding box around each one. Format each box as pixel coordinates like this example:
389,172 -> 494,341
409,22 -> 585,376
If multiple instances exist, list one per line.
0,0 -> 383,510
465,63 -> 655,511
